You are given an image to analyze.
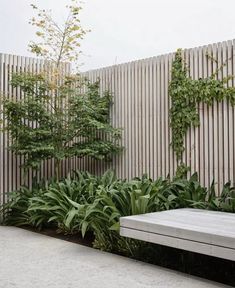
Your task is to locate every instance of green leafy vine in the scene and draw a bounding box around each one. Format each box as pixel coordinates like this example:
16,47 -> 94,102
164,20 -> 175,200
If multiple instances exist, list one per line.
169,49 -> 235,162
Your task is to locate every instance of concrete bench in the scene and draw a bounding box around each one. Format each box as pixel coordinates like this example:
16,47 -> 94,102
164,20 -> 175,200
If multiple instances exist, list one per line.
120,208 -> 235,261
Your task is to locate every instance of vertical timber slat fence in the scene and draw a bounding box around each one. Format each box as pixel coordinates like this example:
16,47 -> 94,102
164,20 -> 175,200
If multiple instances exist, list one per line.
82,39 -> 235,193
1,39 -> 235,206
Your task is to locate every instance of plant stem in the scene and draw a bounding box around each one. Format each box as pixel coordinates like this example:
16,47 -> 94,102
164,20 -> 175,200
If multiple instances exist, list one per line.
55,158 -> 61,181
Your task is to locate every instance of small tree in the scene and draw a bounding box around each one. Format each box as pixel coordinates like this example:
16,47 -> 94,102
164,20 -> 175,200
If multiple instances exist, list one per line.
2,1 -> 122,180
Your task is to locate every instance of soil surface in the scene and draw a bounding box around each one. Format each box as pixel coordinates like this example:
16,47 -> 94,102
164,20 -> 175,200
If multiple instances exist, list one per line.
22,226 -> 94,247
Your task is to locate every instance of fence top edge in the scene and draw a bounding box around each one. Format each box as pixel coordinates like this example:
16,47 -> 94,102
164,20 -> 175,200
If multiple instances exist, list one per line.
83,38 -> 235,74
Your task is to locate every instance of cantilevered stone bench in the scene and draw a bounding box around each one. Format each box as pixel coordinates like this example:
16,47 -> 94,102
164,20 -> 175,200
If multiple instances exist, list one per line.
120,208 -> 235,261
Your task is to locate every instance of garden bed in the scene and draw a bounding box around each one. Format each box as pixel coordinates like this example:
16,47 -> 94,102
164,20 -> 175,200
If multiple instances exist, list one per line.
2,170 -> 235,287
23,227 -> 95,247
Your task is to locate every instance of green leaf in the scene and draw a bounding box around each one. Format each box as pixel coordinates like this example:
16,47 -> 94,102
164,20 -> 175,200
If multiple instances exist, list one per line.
81,221 -> 89,238
109,222 -> 120,231
65,208 -> 78,228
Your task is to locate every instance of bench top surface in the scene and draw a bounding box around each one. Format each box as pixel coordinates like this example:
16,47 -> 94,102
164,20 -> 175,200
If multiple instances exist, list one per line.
120,209 -> 235,249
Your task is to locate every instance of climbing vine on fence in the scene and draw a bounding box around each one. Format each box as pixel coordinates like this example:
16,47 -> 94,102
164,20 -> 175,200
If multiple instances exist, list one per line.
169,49 -> 235,162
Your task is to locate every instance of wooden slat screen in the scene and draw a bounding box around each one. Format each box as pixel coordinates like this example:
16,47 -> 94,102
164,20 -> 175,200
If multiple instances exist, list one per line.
81,39 -> 235,194
1,39 -> 235,206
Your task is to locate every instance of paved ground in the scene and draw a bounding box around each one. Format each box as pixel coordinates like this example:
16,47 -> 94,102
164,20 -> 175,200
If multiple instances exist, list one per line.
0,226 -> 231,288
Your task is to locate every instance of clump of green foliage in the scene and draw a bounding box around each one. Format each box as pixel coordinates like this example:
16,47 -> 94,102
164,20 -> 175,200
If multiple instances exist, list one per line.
169,49 -> 235,161
1,170 -> 235,256
3,78 -> 121,178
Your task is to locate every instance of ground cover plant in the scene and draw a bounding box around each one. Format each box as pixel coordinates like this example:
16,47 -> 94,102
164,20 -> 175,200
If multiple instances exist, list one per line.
1,170 -> 235,257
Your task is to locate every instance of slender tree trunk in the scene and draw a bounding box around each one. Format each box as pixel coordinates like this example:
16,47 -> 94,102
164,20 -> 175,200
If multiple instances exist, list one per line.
55,158 -> 61,182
